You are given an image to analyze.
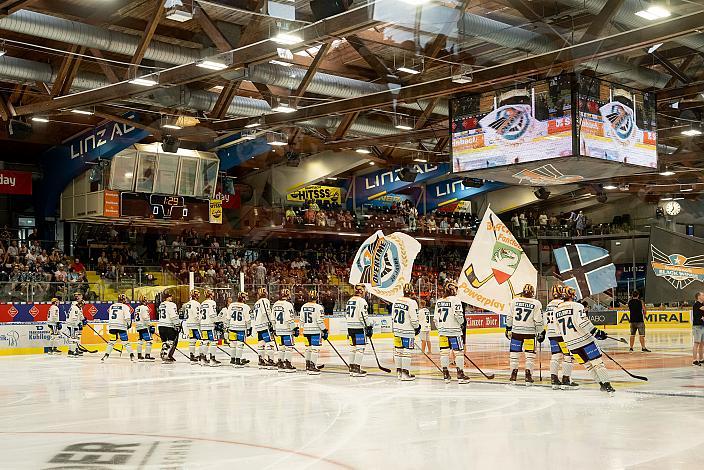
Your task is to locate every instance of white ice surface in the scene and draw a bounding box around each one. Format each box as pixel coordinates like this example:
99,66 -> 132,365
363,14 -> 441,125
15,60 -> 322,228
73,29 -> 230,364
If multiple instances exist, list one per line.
1,334 -> 703,470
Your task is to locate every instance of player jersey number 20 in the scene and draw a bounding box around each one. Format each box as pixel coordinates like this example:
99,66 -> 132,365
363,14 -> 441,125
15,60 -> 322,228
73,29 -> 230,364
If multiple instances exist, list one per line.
392,306 -> 405,324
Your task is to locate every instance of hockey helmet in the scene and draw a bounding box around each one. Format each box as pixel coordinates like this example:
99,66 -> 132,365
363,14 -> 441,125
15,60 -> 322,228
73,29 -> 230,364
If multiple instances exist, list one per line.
563,286 -> 577,301
280,288 -> 291,300
50,297 -> 59,304
118,293 -> 128,303
190,289 -> 201,300
237,291 -> 249,303
308,289 -> 319,302
163,290 -> 173,300
204,288 -> 215,299
550,283 -> 564,300
521,284 -> 535,298
257,287 -> 268,299
139,294 -> 148,304
354,284 -> 366,296
444,279 -> 458,296
403,283 -> 415,296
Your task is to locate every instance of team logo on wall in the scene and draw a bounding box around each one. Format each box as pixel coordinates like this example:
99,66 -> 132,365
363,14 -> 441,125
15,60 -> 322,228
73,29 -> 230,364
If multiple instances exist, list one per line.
600,102 -> 635,144
349,230 -> 421,302
480,104 -> 534,142
650,245 -> 704,289
512,164 -> 583,185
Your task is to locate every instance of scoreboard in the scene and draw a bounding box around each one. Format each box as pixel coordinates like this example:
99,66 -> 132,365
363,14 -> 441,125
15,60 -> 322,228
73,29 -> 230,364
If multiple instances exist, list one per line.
120,193 -> 210,221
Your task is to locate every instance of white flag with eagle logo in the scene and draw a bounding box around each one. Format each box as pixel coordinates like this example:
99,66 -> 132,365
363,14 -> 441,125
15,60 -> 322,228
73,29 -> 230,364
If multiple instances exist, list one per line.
349,230 -> 421,302
457,208 -> 537,315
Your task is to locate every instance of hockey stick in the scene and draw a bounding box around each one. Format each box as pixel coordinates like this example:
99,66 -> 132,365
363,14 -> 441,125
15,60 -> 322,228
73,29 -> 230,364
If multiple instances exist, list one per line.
291,344 -> 325,368
153,331 -> 189,360
415,344 -> 443,374
86,323 -> 123,354
463,353 -> 495,379
605,336 -> 629,345
260,302 -> 279,352
538,335 -> 543,382
59,332 -> 97,353
602,350 -> 648,381
326,339 -> 349,368
359,315 -> 391,373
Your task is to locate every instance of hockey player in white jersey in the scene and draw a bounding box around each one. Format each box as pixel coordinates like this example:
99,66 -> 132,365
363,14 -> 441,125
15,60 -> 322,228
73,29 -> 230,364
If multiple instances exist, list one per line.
65,293 -> 86,358
272,288 -> 298,372
391,284 -> 421,381
134,295 -> 155,362
554,286 -> 615,394
216,296 -> 231,342
157,291 -> 180,363
435,280 -> 469,384
300,289 -> 327,375
102,294 -> 135,362
418,299 -> 432,354
545,284 -> 578,390
199,289 -> 220,366
183,290 -> 202,364
227,292 -> 251,367
506,284 -> 544,385
46,297 -> 61,355
253,287 -> 276,369
346,284 -> 372,377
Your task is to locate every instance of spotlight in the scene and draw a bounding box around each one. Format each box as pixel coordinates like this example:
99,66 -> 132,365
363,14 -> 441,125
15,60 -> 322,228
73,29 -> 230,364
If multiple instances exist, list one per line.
397,167 -> 418,183
602,184 -> 618,190
534,187 -> 550,200
461,177 -> 484,188
161,135 -> 180,153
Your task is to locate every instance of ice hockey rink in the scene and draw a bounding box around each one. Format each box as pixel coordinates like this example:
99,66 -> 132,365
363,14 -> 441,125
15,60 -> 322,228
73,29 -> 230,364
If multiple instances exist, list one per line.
1,330 -> 702,470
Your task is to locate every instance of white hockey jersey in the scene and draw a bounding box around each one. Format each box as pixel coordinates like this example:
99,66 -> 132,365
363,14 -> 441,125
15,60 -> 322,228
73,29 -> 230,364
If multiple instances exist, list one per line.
272,300 -> 296,335
345,296 -> 369,330
200,299 -> 218,329
300,302 -> 325,334
134,305 -> 151,330
108,303 -> 132,331
253,298 -> 272,332
434,295 -> 464,337
418,307 -> 431,332
47,305 -> 59,324
228,302 -> 251,331
183,300 -> 201,329
157,301 -> 180,328
507,297 -> 544,335
65,302 -> 84,327
553,301 -> 596,350
544,299 -> 563,338
392,296 -> 419,339
218,307 -> 229,325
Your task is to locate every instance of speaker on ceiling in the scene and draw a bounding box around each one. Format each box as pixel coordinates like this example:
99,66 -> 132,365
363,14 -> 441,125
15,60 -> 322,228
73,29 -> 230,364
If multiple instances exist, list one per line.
398,167 -> 418,183
8,119 -> 33,139
161,135 -> 180,153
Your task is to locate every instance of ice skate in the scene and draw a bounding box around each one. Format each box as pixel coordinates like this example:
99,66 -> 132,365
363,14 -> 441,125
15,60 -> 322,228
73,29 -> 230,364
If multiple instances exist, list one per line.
525,369 -> 534,386
308,362 -> 321,375
100,354 -> 108,362
509,368 -> 518,384
276,359 -> 285,372
137,353 -> 144,361
456,368 -> 470,384
189,353 -> 198,365
209,354 -> 221,367
561,376 -> 579,390
200,354 -> 210,366
442,367 -> 451,383
266,358 -> 277,370
240,358 -> 250,366
551,374 -> 561,390
129,353 -> 136,362
284,359 -> 296,373
162,357 -> 176,364
600,382 -> 616,395
258,356 -> 267,369
143,354 -> 155,362
400,369 -> 415,381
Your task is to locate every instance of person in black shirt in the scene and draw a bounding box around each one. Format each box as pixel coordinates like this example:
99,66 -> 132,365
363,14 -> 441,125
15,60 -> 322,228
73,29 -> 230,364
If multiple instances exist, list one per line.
628,291 -> 650,352
692,292 -> 704,366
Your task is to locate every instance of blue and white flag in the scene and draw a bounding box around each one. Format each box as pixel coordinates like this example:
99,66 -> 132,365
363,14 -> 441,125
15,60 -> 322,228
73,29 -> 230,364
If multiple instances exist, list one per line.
553,244 -> 616,299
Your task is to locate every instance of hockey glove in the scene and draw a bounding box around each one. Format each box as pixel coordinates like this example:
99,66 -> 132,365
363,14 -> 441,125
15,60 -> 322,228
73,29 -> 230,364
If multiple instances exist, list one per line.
504,327 -> 512,340
322,329 -> 329,341
82,318 -> 88,326
293,327 -> 300,337
365,325 -> 374,338
537,330 -> 546,343
414,325 -> 421,336
246,327 -> 252,337
150,326 -> 155,334
57,323 -> 62,330
594,329 -> 607,340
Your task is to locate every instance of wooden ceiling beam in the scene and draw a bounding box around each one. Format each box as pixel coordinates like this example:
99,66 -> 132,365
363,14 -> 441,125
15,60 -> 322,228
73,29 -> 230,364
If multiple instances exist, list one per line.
346,35 -> 398,81
125,0 -> 165,80
330,111 -> 360,141
292,42 -> 331,108
50,45 -> 79,97
89,48 -> 120,84
194,4 -> 234,53
578,0 -> 626,43
93,110 -> 162,138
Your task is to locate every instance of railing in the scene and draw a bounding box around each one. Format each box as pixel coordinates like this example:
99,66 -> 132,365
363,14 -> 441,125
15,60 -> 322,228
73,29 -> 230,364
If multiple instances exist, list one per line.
0,281 -> 104,303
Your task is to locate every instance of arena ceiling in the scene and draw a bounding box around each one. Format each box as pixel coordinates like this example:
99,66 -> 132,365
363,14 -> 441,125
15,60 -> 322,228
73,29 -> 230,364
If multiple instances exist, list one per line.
1,0 -> 704,199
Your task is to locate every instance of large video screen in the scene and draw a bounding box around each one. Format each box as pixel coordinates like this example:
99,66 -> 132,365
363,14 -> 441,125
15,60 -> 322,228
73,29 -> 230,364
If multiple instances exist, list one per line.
450,76 -> 573,172
578,77 -> 657,168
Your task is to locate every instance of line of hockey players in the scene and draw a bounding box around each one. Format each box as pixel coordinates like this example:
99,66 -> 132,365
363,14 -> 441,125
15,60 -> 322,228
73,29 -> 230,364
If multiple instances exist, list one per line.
45,279 -> 615,392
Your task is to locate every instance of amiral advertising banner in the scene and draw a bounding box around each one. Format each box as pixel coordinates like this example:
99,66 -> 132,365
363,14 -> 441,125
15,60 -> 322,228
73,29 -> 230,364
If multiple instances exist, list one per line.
355,163 -> 449,203
457,208 -> 537,315
646,226 -> 704,303
287,184 -> 342,204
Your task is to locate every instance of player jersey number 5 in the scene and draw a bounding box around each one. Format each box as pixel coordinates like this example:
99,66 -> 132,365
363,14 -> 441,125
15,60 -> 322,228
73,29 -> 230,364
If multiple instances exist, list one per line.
109,306 -> 120,320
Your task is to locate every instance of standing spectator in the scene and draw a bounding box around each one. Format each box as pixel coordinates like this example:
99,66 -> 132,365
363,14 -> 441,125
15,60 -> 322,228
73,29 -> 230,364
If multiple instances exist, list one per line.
255,262 -> 267,286
575,211 -> 586,236
7,240 -> 19,258
511,214 -> 520,235
628,290 -> 650,352
538,212 -> 548,233
519,213 -> 528,238
692,292 -> 704,366
408,204 -> 418,232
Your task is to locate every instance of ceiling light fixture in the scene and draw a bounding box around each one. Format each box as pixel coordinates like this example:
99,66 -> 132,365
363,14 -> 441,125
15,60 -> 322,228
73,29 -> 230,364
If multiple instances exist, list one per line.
397,66 -> 420,75
271,27 -> 303,46
71,109 -> 94,115
165,0 -> 192,22
355,148 -> 371,154
197,60 -> 228,71
660,196 -> 673,201
400,0 -> 431,5
267,132 -> 288,146
31,117 -> 50,123
635,6 -> 671,21
244,117 -> 263,129
269,60 -> 293,67
162,124 -> 182,130
659,166 -> 675,176
681,187 -> 694,192
603,184 -> 618,190
413,157 -> 427,163
271,100 -> 297,113
128,77 -> 158,86
647,43 -> 664,53
682,129 -> 702,136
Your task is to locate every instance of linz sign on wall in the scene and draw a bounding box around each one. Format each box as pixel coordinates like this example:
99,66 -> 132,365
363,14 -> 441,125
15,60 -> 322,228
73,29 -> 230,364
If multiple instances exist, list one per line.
0,170 -> 32,195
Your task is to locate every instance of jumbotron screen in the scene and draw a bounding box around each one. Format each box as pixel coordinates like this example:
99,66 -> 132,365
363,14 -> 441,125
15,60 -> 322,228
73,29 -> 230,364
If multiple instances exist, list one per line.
450,76 -> 573,172
577,77 -> 657,168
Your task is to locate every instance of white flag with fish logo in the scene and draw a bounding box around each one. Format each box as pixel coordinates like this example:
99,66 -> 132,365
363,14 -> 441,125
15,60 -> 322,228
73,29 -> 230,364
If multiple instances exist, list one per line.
349,230 -> 421,302
457,208 -> 537,315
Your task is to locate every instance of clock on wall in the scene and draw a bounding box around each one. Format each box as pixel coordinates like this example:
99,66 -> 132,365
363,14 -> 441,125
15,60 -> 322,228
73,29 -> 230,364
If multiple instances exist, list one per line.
664,200 -> 681,216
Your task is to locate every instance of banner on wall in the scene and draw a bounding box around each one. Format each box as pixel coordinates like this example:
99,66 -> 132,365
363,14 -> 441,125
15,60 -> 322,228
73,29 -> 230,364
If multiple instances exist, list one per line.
0,170 -> 33,195
209,199 -> 223,224
287,184 -> 342,204
646,227 -> 704,303
0,302 -> 152,323
364,194 -> 414,208
425,179 -> 504,212
355,163 -> 449,202
103,190 -> 120,217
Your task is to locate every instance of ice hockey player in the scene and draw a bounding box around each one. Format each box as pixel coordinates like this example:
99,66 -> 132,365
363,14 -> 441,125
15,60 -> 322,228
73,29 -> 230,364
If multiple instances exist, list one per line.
346,284 -> 371,377
391,283 -> 421,381
435,280 -> 469,384
134,295 -> 155,362
217,296 -> 231,342
545,284 -> 578,390
46,297 -> 61,355
183,289 -> 202,364
272,288 -> 297,372
506,284 -> 544,386
65,292 -> 86,358
227,292 -> 251,367
199,289 -> 220,366
300,289 -> 327,375
554,286 -> 615,395
102,293 -> 135,362
157,291 -> 180,363
418,299 -> 432,354
253,287 -> 276,369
